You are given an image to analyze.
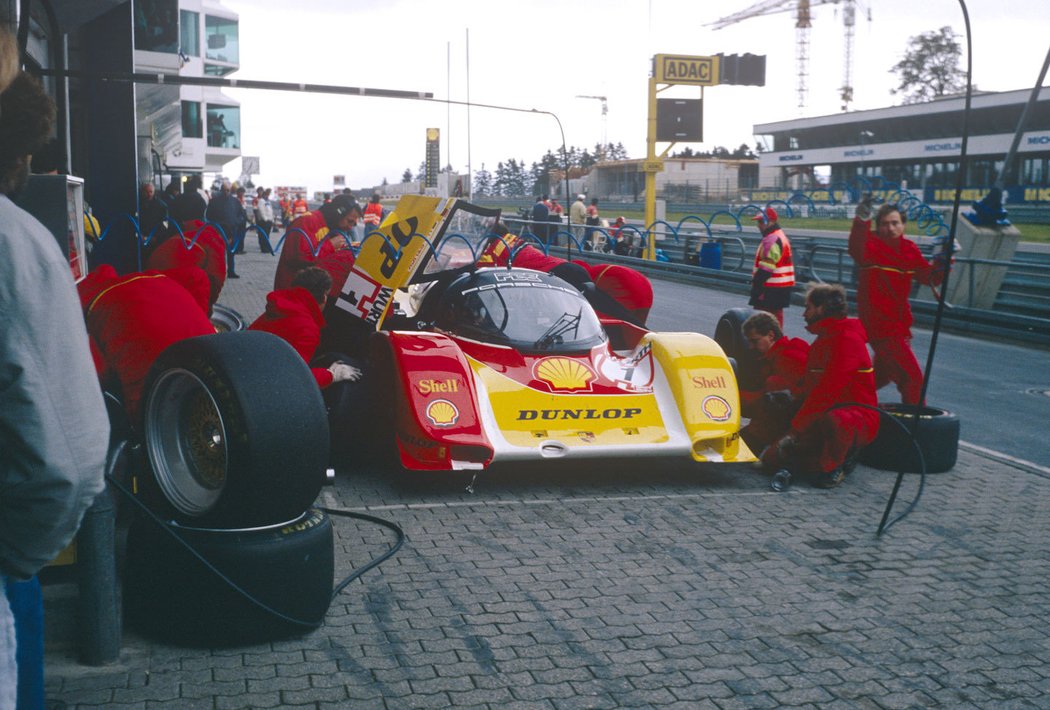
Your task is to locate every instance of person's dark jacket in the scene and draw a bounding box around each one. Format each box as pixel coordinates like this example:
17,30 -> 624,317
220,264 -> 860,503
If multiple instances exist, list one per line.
206,192 -> 246,250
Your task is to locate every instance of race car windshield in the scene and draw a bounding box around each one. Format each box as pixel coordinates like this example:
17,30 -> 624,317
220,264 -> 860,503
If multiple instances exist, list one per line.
445,279 -> 605,353
419,201 -> 502,279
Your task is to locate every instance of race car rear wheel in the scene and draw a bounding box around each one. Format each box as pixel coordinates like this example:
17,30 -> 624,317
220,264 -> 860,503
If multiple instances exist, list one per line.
860,403 -> 960,474
142,331 -> 329,528
124,508 -> 334,646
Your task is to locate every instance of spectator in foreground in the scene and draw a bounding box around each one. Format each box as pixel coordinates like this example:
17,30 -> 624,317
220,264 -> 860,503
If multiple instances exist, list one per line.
0,37 -> 108,708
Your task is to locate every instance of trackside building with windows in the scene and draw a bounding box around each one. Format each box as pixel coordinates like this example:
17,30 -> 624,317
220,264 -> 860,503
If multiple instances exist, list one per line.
751,88 -> 1050,205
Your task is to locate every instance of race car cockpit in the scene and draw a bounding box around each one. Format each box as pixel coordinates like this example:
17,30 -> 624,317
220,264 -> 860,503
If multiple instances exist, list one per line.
432,267 -> 607,354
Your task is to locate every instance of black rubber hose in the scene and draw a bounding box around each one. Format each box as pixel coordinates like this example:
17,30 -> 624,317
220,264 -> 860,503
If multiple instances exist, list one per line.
106,470 -> 405,630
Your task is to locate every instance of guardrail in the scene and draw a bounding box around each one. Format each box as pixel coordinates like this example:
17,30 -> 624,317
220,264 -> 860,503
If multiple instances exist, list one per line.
576,243 -> 1050,346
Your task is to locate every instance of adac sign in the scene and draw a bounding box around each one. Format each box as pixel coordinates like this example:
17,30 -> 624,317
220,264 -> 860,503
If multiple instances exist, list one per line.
653,54 -> 718,86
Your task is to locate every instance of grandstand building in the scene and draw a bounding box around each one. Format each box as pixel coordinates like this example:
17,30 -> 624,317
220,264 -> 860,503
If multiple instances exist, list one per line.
752,88 -> 1050,205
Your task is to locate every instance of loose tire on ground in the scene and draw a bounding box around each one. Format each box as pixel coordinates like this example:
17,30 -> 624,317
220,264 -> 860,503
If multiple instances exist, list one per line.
713,307 -> 764,391
860,403 -> 960,474
124,508 -> 334,646
142,331 -> 329,527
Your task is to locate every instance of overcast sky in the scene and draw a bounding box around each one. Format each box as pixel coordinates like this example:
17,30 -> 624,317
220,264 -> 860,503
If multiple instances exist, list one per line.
219,0 -> 1050,194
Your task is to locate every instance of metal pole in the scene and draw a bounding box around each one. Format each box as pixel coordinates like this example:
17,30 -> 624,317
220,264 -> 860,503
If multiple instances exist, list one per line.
76,488 -> 120,664
993,42 -> 1050,189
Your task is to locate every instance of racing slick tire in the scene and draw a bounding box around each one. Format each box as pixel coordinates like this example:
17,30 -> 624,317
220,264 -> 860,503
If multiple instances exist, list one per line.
124,508 -> 334,646
860,403 -> 960,474
141,331 -> 329,528
714,307 -> 764,391
210,303 -> 246,332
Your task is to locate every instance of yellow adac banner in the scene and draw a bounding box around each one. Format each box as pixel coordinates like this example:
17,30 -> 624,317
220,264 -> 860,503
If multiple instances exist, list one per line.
332,194 -> 450,329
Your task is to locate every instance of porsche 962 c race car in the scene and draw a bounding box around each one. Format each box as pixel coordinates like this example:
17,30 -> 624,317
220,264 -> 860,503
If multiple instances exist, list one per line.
321,196 -> 756,472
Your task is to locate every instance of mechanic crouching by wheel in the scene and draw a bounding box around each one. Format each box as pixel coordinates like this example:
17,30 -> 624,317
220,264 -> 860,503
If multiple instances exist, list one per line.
76,264 -> 216,422
250,266 -> 363,464
249,266 -> 361,390
760,284 -> 879,491
738,311 -> 810,457
273,193 -> 362,300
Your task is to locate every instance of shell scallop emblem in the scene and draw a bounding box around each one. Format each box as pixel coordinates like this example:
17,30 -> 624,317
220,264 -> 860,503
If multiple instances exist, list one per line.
425,399 -> 460,427
534,357 -> 596,392
702,395 -> 732,422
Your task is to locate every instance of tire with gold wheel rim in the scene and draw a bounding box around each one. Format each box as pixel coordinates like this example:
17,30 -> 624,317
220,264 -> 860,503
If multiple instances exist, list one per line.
142,331 -> 329,527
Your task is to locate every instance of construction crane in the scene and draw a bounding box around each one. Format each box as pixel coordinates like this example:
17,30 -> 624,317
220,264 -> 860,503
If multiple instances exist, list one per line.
706,0 -> 870,112
575,94 -> 608,149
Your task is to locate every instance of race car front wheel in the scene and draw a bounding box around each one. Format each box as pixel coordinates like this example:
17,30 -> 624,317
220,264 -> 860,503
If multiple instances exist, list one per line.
714,307 -> 764,391
142,331 -> 330,528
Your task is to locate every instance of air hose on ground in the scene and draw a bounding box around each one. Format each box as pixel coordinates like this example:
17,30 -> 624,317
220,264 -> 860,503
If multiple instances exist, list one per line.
105,464 -> 404,632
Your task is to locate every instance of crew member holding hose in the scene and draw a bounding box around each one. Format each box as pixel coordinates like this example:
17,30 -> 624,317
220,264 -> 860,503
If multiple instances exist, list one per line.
848,198 -> 948,405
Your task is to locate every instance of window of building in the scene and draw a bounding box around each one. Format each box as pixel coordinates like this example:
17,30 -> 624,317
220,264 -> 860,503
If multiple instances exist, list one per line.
206,105 -> 240,149
1022,158 -> 1046,186
204,63 -> 237,77
204,15 -> 239,65
182,101 -> 202,138
134,0 -> 178,54
180,10 -> 199,57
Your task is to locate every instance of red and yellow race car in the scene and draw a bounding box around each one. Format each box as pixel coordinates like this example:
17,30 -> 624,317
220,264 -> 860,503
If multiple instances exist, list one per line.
321,196 -> 754,472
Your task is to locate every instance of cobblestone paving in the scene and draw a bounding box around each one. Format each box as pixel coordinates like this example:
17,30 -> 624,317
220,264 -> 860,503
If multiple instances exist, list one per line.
46,453 -> 1050,709
42,249 -> 1050,708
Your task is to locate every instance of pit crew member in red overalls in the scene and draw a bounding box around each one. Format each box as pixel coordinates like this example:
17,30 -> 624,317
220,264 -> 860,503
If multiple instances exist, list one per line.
144,199 -> 228,309
761,284 -> 879,490
477,225 -> 653,327
362,193 -> 384,236
748,207 -> 794,327
738,311 -> 810,455
848,199 -> 946,405
249,266 -> 361,389
76,264 -> 215,421
273,194 -> 362,299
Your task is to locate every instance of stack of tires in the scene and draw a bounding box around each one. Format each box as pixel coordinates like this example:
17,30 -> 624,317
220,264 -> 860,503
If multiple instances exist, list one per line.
123,331 -> 335,646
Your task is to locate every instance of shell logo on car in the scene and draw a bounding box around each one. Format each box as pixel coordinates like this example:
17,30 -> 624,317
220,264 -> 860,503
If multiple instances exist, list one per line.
416,378 -> 461,395
534,357 -> 596,392
702,395 -> 732,422
425,399 -> 460,427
